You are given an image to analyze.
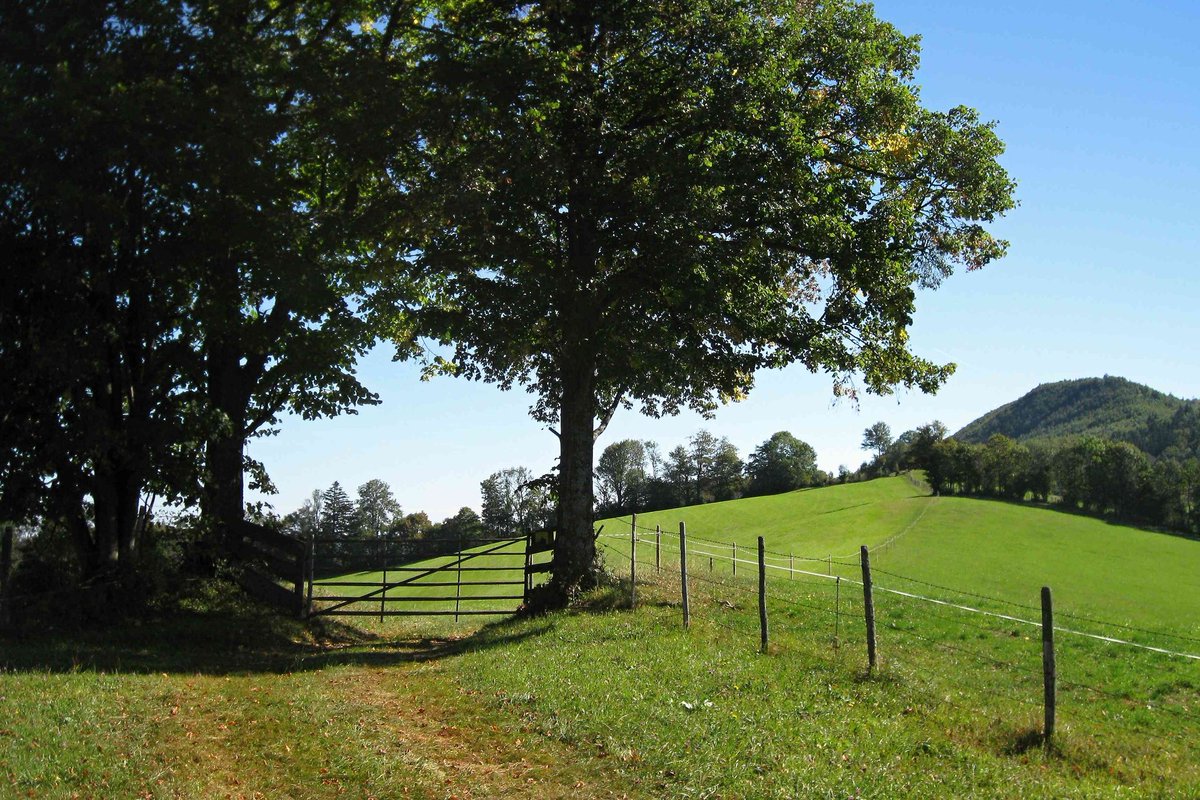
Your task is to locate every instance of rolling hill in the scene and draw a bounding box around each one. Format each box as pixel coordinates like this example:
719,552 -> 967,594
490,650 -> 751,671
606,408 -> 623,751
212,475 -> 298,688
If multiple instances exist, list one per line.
599,475 -> 1200,636
953,375 -> 1200,457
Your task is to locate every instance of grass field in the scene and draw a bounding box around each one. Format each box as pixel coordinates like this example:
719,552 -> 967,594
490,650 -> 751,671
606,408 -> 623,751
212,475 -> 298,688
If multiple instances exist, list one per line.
4,476 -> 1200,797
309,536 -> 549,621
599,475 -> 1200,638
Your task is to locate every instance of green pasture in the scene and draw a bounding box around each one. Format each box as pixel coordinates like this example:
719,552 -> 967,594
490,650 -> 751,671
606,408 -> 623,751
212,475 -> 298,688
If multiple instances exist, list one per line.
8,477 -> 1200,797
601,474 -> 930,560
451,573 -> 1200,799
310,537 -> 550,619
599,475 -> 1200,640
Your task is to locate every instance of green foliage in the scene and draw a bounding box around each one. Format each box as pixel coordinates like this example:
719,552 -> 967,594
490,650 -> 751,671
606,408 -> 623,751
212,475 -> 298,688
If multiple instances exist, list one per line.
746,431 -> 821,496
0,0 -> 392,586
596,439 -> 649,516
319,482 -> 357,539
862,421 -> 894,457
925,434 -> 1199,534
398,0 -> 1014,597
355,479 -> 402,539
480,468 -> 554,535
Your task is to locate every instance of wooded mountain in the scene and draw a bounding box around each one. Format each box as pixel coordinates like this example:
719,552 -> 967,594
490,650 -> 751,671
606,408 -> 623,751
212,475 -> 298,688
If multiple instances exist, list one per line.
954,377 -> 1200,460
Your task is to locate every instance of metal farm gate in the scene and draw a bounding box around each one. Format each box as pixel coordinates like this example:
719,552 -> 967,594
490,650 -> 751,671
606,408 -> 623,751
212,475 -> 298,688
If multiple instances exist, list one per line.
305,530 -> 554,619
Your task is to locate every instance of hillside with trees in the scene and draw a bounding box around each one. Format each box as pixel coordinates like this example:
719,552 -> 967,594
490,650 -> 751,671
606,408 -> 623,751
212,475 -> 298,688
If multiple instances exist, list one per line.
954,376 -> 1200,459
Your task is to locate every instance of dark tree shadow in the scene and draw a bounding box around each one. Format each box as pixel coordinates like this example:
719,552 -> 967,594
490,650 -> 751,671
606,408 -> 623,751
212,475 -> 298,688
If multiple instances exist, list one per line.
0,595 -> 554,677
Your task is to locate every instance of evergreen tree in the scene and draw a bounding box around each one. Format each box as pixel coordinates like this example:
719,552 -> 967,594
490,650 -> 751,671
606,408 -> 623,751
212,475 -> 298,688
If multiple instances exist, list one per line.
320,482 -> 356,539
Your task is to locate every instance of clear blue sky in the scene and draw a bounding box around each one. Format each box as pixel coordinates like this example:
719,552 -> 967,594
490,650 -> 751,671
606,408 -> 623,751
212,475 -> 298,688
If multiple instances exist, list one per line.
249,0 -> 1200,521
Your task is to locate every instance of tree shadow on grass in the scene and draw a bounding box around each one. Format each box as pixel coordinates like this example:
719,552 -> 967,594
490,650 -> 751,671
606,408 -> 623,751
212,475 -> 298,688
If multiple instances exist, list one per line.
0,592 -> 553,677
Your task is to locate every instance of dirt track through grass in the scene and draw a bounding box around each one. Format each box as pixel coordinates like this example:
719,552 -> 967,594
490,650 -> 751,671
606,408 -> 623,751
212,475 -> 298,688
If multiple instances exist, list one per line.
1,613 -> 645,799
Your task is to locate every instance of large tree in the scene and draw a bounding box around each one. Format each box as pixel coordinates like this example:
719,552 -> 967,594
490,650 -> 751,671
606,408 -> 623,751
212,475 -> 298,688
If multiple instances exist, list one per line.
405,0 -> 1014,603
0,1 -> 399,586
356,479 -> 402,538
595,439 -> 648,515
747,432 -> 820,496
0,0 -> 217,576
184,1 -> 393,542
862,422 -> 894,459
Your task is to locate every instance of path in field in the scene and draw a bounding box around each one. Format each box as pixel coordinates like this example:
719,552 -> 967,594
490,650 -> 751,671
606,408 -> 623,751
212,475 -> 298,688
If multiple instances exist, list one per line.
2,628 -> 645,799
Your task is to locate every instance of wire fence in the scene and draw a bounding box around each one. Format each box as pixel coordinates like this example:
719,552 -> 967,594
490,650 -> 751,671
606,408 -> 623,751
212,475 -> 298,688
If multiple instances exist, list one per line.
597,519 -> 1200,758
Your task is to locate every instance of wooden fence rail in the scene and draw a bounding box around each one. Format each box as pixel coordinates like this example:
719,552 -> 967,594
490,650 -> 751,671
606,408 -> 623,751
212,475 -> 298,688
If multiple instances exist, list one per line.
231,520 -> 308,618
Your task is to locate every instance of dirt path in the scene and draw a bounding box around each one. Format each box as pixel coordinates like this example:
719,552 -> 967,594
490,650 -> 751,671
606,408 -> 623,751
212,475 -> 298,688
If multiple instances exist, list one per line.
132,644 -> 645,799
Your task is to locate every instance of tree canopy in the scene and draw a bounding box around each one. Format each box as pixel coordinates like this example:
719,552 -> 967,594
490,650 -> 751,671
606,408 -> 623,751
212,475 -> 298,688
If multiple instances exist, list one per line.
747,432 -> 820,496
401,0 -> 1015,600
0,0 -> 389,583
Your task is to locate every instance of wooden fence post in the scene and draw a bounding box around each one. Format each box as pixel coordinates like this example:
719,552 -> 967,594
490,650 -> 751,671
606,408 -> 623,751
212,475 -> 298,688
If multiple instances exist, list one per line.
655,525 -> 661,573
1042,586 -> 1056,747
789,553 -> 794,580
834,576 -> 841,649
860,546 -> 877,671
379,537 -> 387,622
732,543 -> 737,576
679,522 -> 690,630
0,524 -> 13,629
758,537 -> 768,653
630,514 -> 637,608
454,530 -> 463,623
305,534 -> 315,618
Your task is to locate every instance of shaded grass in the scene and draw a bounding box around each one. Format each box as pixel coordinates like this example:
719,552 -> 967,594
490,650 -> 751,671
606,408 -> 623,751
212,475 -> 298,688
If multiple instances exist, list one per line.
0,589 -> 643,799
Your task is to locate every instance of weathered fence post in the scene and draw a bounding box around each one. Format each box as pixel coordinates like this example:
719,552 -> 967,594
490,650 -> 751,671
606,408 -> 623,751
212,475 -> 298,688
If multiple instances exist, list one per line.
379,537 -> 387,622
0,524 -> 13,629
860,546 -> 877,671
758,537 -> 768,654
454,530 -> 464,623
789,552 -> 794,580
827,554 -> 832,576
1042,586 -> 1056,747
630,514 -> 637,608
305,534 -> 315,618
834,576 -> 841,648
295,538 -> 307,620
679,522 -> 690,630
732,543 -> 737,576
655,525 -> 661,573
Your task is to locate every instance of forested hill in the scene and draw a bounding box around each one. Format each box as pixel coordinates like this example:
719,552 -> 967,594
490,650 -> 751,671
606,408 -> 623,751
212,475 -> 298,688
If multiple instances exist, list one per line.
954,376 -> 1200,459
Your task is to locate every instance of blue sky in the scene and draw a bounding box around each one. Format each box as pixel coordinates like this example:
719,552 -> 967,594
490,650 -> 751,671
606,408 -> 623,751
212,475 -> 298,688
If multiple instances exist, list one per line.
249,0 -> 1200,520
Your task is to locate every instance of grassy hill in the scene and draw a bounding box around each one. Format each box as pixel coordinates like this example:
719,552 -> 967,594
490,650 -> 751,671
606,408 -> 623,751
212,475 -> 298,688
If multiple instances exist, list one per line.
600,475 -> 1200,637
952,375 -> 1200,457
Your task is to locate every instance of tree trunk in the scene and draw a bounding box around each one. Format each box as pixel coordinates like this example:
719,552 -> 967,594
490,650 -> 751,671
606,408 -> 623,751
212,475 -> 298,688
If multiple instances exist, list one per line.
550,357 -> 599,603
203,282 -> 250,550
206,417 -> 246,546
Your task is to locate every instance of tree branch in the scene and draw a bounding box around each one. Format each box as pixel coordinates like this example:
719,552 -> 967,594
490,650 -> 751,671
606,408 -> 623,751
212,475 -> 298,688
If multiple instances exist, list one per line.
593,388 -> 625,442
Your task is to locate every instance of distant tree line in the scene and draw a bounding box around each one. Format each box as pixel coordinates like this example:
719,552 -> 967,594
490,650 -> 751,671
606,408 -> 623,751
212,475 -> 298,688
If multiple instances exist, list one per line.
857,419 -> 1200,536
925,435 -> 1200,534
594,430 -> 828,518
